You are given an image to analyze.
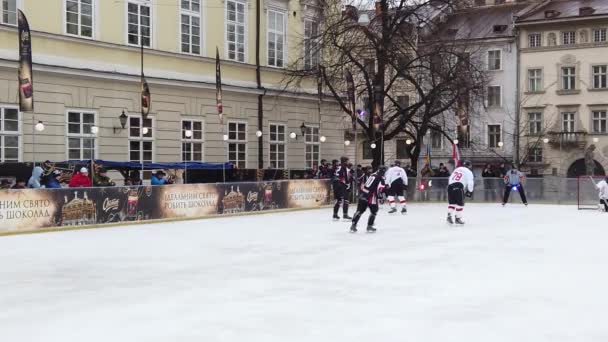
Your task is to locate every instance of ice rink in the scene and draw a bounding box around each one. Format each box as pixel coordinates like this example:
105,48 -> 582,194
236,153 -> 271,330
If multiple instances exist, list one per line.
1,203 -> 607,342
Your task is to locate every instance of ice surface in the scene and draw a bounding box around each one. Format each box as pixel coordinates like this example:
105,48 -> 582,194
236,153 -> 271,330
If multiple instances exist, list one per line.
1,204 -> 607,342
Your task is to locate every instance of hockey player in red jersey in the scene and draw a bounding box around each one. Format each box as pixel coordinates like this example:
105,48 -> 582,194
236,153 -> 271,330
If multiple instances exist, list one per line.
446,160 -> 475,225
350,166 -> 387,233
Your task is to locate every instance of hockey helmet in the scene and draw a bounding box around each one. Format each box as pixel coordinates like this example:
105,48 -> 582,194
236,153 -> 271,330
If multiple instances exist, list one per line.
463,160 -> 472,169
377,165 -> 387,176
394,160 -> 401,167
340,156 -> 349,164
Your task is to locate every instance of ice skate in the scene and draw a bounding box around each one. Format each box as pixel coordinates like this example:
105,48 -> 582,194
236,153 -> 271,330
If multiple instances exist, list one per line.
333,214 -> 340,221
401,207 -> 407,214
447,213 -> 453,224
455,217 -> 465,225
366,225 -> 377,233
349,224 -> 357,233
342,214 -> 353,220
388,208 -> 397,214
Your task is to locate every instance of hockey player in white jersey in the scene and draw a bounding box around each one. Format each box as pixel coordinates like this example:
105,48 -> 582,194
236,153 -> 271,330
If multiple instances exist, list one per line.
385,160 -> 408,214
446,160 -> 475,225
593,176 -> 608,212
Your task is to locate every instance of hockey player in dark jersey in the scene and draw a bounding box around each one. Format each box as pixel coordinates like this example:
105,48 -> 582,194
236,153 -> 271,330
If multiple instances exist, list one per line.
333,156 -> 353,220
350,166 -> 387,233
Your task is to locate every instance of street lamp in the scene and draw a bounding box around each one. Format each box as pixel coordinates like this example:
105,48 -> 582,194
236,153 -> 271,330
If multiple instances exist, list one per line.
320,136 -> 326,143
34,121 -> 44,132
91,126 -> 99,135
406,139 -> 412,145
114,110 -> 128,133
289,132 -> 297,139
142,127 -> 149,135
453,139 -> 459,145
371,143 -> 377,149
543,138 -> 549,144
185,129 -> 193,138
223,134 -> 229,141
344,140 -> 351,146
256,130 -> 263,138
593,137 -> 599,143
33,120 -> 44,167
300,122 -> 307,137
497,141 -> 503,148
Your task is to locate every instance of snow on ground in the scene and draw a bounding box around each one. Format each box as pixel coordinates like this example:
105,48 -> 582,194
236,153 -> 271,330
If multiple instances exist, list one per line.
0,203 -> 607,342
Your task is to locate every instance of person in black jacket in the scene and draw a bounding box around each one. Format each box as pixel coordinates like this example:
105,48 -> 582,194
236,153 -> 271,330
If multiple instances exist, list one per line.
482,164 -> 496,201
350,166 -> 386,233
332,156 -> 352,220
435,163 -> 450,201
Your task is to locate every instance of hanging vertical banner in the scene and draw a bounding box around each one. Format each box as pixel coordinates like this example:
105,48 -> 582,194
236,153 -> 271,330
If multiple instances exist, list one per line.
17,10 -> 34,112
140,42 -> 150,119
344,69 -> 356,129
216,47 -> 224,125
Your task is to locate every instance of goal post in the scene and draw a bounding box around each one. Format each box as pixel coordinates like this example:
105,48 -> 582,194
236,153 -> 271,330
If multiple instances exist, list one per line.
577,176 -> 605,210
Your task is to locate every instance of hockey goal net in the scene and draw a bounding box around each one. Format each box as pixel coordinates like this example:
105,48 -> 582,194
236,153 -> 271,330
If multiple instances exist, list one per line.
577,176 -> 605,210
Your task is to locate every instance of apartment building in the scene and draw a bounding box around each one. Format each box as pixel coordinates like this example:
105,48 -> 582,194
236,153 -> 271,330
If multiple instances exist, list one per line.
516,0 -> 608,176
0,0 -> 344,171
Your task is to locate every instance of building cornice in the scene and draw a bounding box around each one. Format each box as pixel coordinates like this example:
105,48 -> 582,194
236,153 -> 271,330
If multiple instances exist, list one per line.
521,41 -> 608,54
515,15 -> 608,27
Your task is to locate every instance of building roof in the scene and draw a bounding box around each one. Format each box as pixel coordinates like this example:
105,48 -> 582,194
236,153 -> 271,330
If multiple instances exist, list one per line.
437,4 -> 529,40
516,0 -> 608,23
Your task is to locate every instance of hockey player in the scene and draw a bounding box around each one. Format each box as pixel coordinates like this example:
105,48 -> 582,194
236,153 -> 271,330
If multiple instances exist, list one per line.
332,156 -> 352,220
502,164 -> 528,206
350,166 -> 387,233
593,176 -> 608,212
446,160 -> 474,225
385,160 -> 408,214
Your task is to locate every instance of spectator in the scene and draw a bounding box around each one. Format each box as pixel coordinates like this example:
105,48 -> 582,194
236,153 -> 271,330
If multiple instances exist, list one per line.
318,159 -> 331,179
482,164 -> 496,201
151,170 -> 173,185
12,179 -> 27,189
420,163 -> 434,201
404,164 -> 417,177
129,171 -> 143,186
94,168 -> 115,187
435,163 -> 450,201
28,166 -> 45,189
497,163 -> 507,178
69,167 -> 93,188
1,179 -> 11,189
45,170 -> 63,189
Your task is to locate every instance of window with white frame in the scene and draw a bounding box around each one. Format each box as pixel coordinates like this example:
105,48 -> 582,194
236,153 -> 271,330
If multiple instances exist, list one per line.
561,67 -> 576,90
395,139 -> 409,159
0,107 -> 19,162
487,50 -> 501,71
487,124 -> 501,148
1,0 -> 16,25
182,120 -> 203,161
226,0 -> 246,62
67,111 -> 96,160
562,31 -> 575,45
127,0 -> 151,47
228,121 -> 246,168
562,112 -> 575,132
430,129 -> 442,149
594,28 -> 607,43
267,9 -> 286,67
304,19 -> 319,70
305,126 -> 320,169
593,65 -> 607,89
269,124 -> 285,169
487,86 -> 501,107
527,146 -> 542,163
528,112 -> 542,135
128,116 -> 154,164
65,0 -> 93,38
528,69 -> 542,92
181,0 -> 201,54
593,110 -> 607,133
528,33 -> 541,47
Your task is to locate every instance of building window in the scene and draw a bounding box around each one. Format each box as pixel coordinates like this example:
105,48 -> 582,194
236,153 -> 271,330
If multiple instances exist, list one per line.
67,111 -> 96,160
181,0 -> 201,54
65,0 -> 93,38
528,69 -> 542,92
267,9 -> 286,68
127,0 -> 151,47
594,28 -> 607,42
561,67 -> 576,90
430,129 -> 442,149
362,141 -> 374,160
396,139 -> 409,159
364,59 -> 376,77
457,125 -> 470,148
269,124 -> 285,169
487,86 -> 501,107
1,0 -> 16,25
304,19 -> 318,70
487,124 -> 501,148
228,121 -> 246,168
0,107 -> 19,162
593,65 -> 607,89
528,33 -> 541,47
562,31 -> 575,45
128,116 -> 154,164
397,95 -> 410,109
487,50 -> 501,71
528,112 -> 542,135
527,147 -> 542,163
182,120 -> 203,161
305,126 -> 320,169
593,111 -> 607,133
562,112 -> 575,132
226,0 -> 246,62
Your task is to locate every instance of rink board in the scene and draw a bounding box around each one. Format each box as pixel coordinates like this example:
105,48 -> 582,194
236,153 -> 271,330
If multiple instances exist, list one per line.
0,180 -> 331,235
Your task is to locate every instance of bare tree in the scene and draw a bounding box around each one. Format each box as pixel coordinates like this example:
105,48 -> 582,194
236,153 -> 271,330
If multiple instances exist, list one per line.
284,0 -> 487,169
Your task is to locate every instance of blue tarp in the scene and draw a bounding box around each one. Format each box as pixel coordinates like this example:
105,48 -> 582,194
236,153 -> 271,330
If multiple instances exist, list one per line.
59,160 -> 234,171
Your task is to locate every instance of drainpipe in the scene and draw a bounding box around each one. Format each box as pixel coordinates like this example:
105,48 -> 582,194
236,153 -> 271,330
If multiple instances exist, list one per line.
256,0 -> 265,169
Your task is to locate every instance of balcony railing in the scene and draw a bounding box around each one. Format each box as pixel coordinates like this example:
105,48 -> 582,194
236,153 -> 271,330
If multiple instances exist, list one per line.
547,131 -> 587,149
